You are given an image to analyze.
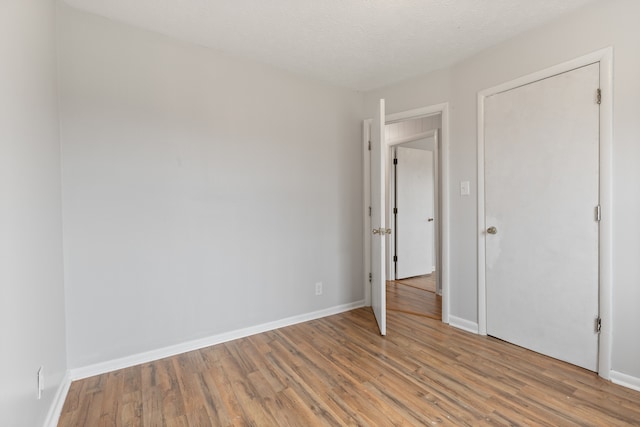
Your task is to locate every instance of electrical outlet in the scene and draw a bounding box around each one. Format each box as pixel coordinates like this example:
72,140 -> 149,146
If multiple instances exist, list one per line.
315,282 -> 323,296
37,366 -> 44,400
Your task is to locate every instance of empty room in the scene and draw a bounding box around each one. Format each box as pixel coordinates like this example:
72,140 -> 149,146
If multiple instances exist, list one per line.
2,0 -> 640,426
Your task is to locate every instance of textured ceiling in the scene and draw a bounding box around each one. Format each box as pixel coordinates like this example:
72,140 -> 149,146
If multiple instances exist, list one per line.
62,0 -> 596,91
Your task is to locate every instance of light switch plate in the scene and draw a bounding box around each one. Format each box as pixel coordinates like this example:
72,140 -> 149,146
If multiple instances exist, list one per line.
460,181 -> 470,196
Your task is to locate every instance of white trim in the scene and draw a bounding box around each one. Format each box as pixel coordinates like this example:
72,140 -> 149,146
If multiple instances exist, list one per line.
596,48 -> 614,379
440,106 -> 450,324
610,370 -> 640,393
477,47 -> 614,378
70,300 -> 364,380
477,90 -> 487,335
363,120 -> 372,307
449,315 -> 479,334
43,371 -> 71,427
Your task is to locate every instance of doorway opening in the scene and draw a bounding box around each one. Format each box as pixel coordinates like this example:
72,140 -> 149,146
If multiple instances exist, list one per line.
363,102 -> 450,331
387,115 -> 442,320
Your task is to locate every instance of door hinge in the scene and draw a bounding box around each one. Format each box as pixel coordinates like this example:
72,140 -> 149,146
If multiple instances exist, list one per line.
393,207 -> 397,214
368,206 -> 371,217
368,140 -> 371,151
393,255 -> 397,263
393,158 -> 398,165
596,88 -> 602,105
368,272 -> 372,283
595,205 -> 601,222
596,316 -> 602,334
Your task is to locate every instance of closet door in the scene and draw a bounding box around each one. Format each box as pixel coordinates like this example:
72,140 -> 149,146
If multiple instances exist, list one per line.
484,63 -> 600,371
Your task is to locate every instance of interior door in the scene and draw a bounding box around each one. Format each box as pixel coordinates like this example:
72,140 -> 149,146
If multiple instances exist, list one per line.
371,99 -> 387,335
396,147 -> 434,279
484,63 -> 600,371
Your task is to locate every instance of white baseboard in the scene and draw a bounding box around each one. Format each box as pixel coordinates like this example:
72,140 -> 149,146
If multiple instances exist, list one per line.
448,315 -> 479,334
43,371 -> 71,427
610,370 -> 640,392
70,300 -> 365,381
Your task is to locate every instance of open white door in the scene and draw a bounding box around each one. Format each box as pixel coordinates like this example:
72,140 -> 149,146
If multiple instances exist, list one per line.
371,99 -> 387,335
396,147 -> 434,279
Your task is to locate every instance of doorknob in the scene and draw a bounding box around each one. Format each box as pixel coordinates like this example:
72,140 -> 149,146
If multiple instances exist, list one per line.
372,228 -> 392,235
487,226 -> 498,235
428,218 -> 434,222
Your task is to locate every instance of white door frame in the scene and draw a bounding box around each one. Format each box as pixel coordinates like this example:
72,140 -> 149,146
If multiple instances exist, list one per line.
477,48 -> 613,378
364,102 -> 451,324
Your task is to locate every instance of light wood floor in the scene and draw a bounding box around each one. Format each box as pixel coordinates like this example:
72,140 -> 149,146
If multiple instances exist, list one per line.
387,274 -> 441,320
392,274 -> 436,293
387,281 -> 442,320
58,308 -> 640,426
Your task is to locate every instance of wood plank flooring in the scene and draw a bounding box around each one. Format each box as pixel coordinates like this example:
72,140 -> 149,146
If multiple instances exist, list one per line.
386,280 -> 442,320
392,274 -> 436,293
58,308 -> 640,426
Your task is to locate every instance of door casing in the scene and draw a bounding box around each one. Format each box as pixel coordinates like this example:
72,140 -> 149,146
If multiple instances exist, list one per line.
477,47 -> 613,378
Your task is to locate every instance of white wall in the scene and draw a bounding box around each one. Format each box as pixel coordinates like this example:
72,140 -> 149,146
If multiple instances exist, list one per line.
398,137 -> 435,152
385,115 -> 441,143
58,5 -> 364,369
0,1 -> 67,426
365,0 -> 640,380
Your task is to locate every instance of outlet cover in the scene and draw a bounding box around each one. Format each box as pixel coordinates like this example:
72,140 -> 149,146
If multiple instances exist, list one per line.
315,282 -> 323,296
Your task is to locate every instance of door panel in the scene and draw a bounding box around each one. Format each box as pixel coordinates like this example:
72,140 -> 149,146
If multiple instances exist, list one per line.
396,147 -> 434,279
371,99 -> 386,335
485,63 -> 600,371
